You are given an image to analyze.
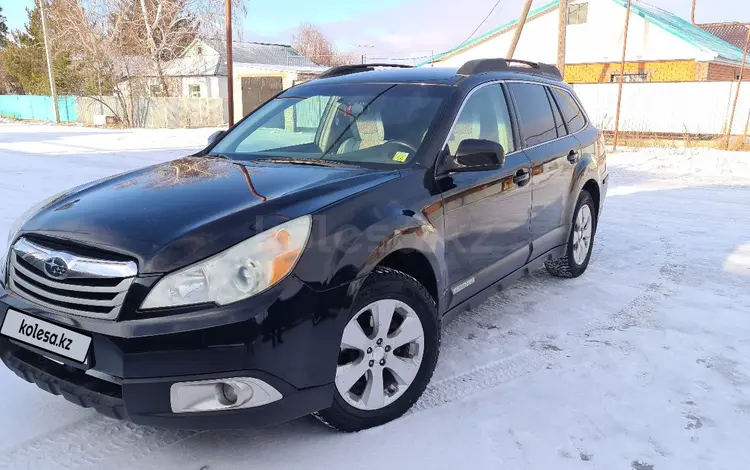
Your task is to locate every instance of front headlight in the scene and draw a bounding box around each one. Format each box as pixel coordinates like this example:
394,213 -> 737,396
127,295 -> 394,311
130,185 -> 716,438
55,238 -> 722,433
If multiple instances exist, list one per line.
141,216 -> 312,309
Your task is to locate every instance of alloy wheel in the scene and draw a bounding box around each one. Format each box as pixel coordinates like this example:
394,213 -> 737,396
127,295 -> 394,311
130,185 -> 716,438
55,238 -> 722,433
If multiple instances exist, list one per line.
572,203 -> 593,265
335,299 -> 425,411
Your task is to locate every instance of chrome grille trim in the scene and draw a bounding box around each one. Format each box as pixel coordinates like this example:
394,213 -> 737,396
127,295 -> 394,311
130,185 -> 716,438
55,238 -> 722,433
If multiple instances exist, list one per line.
8,238 -> 137,320
13,238 -> 137,279
11,259 -> 132,293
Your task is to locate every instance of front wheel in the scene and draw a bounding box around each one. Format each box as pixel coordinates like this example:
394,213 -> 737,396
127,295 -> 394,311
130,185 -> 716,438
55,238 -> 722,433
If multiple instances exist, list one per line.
545,190 -> 597,278
314,267 -> 440,432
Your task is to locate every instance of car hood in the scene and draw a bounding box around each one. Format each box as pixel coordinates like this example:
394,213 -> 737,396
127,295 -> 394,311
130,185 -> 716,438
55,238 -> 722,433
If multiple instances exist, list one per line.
20,157 -> 399,273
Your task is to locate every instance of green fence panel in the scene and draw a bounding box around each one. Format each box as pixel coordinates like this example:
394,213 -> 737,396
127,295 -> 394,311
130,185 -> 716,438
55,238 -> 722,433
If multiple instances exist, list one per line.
0,95 -> 78,122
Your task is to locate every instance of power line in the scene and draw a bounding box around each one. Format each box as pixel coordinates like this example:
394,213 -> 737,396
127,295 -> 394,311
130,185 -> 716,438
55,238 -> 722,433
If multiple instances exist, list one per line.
456,0 -> 504,50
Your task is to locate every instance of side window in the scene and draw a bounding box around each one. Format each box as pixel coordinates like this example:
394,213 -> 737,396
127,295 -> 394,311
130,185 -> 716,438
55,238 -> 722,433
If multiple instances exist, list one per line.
551,88 -> 586,134
447,84 -> 514,156
545,87 -> 567,137
509,83 -> 557,147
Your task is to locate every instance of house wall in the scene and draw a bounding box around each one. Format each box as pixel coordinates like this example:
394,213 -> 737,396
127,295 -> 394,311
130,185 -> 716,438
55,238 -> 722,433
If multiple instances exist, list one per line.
434,0 -> 711,68
181,77 -> 210,98
706,63 -> 749,81
565,60 -> 698,83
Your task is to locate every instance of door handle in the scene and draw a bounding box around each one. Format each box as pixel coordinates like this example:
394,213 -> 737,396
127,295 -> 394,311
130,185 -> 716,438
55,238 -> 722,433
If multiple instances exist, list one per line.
513,169 -> 531,186
567,149 -> 579,163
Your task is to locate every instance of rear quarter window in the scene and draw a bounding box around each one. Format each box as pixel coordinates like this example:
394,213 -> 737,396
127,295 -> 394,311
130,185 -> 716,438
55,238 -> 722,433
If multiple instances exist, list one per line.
508,83 -> 557,147
551,88 -> 586,134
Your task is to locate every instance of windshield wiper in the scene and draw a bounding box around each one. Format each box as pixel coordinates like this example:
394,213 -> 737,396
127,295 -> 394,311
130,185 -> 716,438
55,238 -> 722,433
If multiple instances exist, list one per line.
250,157 -> 353,168
202,153 -> 232,159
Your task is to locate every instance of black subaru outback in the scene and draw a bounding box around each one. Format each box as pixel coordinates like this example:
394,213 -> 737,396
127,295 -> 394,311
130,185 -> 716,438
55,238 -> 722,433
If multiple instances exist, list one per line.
0,59 -> 607,432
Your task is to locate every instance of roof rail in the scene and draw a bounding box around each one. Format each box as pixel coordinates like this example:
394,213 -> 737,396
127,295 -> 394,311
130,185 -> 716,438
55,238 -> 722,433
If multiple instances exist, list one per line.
317,63 -> 414,79
457,58 -> 562,80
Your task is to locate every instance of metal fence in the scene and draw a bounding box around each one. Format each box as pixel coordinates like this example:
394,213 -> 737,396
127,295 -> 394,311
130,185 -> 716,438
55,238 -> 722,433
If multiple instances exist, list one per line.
0,95 -> 78,122
0,95 -> 226,128
572,81 -> 750,136
76,96 -> 227,128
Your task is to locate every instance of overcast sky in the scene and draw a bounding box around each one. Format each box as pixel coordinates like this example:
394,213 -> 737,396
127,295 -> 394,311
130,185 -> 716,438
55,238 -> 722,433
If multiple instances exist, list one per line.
4,0 -> 750,62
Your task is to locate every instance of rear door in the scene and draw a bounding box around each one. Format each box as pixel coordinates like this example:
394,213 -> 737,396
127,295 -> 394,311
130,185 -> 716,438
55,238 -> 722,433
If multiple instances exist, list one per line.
508,82 -> 581,258
439,83 -> 532,308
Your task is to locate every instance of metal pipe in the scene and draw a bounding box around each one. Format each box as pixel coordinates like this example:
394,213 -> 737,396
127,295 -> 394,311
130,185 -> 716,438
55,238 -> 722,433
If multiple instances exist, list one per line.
724,26 -> 750,149
691,0 -> 697,24
612,0 -> 632,151
557,0 -> 569,78
507,0 -> 533,59
39,0 -> 60,123
226,0 -> 235,126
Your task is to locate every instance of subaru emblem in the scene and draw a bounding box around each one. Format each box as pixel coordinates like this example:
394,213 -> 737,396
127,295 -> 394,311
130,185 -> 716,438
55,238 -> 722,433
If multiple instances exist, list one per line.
44,257 -> 69,279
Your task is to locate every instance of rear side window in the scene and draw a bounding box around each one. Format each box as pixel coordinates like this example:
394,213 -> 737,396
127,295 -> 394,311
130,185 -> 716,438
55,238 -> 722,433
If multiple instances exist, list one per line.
509,83 -> 557,147
551,88 -> 586,133
546,87 -> 567,138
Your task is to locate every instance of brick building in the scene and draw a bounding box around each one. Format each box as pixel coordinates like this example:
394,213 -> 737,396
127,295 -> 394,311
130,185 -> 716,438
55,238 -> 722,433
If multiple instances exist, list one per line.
421,0 -> 747,84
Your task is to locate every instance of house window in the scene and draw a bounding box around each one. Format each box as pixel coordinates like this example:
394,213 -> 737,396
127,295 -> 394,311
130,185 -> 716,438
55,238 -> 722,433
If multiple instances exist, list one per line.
610,73 -> 649,83
735,70 -> 742,80
149,84 -> 164,96
568,3 -> 589,25
189,84 -> 201,98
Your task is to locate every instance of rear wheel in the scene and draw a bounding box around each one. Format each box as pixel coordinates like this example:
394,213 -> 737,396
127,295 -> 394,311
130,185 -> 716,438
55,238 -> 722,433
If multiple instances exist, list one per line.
545,190 -> 597,278
314,267 -> 439,432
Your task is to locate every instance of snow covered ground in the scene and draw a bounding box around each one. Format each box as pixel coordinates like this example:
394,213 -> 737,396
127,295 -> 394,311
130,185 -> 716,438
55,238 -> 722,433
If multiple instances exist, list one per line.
0,124 -> 749,470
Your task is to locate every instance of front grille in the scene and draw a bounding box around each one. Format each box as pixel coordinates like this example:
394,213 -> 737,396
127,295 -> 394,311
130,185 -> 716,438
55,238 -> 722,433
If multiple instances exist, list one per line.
8,238 -> 137,320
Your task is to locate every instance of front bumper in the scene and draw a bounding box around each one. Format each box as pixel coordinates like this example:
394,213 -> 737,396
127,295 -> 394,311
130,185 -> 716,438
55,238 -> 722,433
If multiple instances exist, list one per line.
1,341 -> 333,429
0,276 -> 353,429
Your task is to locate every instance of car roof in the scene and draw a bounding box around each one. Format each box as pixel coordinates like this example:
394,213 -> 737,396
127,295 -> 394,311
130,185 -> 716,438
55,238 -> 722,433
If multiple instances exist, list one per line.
298,65 -> 567,89
307,66 -> 464,86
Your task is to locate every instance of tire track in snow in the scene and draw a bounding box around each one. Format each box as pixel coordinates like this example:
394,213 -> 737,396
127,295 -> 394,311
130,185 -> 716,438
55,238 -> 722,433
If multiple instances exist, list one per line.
410,349 -> 555,414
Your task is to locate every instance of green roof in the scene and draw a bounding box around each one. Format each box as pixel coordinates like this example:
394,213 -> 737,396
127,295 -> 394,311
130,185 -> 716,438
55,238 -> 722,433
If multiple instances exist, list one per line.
613,0 -> 745,62
420,0 -> 745,67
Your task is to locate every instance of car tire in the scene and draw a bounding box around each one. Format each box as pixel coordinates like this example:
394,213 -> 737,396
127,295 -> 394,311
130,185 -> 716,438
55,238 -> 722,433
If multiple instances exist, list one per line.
545,190 -> 597,278
313,266 -> 440,432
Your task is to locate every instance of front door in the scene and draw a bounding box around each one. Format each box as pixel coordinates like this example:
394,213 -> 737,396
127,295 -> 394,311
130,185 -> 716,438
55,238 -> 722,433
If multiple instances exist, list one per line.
241,76 -> 284,118
439,83 -> 532,309
508,82 -> 579,257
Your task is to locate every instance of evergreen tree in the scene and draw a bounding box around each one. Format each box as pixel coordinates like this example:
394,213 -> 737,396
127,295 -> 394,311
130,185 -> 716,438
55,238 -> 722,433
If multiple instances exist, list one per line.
0,6 -> 8,47
1,3 -> 79,95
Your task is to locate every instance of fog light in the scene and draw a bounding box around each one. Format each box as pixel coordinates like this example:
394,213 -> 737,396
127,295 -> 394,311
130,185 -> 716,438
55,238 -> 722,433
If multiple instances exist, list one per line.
216,382 -> 239,406
170,377 -> 282,413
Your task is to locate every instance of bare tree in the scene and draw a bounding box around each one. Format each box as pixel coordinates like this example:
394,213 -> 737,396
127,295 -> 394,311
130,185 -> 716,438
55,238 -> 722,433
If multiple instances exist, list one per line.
292,23 -> 356,66
50,0 -> 245,125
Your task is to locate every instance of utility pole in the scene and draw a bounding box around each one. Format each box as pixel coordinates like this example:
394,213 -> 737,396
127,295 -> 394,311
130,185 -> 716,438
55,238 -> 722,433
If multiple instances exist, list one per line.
557,0 -> 569,78
507,0 -> 533,59
724,27 -> 750,149
226,0 -> 235,126
39,0 -> 59,123
612,0 -> 632,151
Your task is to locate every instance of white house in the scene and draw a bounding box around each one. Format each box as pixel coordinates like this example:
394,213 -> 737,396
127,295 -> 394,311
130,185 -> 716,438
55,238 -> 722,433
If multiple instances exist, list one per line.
422,0 -> 746,83
163,39 -> 326,121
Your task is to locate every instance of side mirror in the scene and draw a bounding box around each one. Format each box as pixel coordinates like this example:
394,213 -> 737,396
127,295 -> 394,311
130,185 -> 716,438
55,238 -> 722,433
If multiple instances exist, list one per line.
442,139 -> 505,173
207,130 -> 225,145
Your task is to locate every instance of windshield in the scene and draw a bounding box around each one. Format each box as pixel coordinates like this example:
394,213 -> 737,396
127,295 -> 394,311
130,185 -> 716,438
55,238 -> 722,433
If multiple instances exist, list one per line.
211,83 -> 452,167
